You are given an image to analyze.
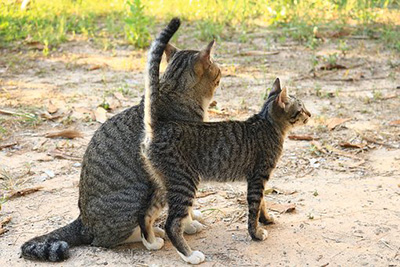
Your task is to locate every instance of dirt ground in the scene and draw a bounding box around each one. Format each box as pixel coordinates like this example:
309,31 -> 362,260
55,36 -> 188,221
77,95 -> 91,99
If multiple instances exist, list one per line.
1,26 -> 400,266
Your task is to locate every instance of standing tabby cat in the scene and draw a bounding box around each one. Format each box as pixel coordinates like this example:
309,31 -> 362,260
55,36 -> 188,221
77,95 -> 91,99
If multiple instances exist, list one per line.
21,18 -> 221,262
143,78 -> 311,264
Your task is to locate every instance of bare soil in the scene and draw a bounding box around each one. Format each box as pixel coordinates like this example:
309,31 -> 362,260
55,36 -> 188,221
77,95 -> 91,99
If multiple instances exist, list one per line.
1,29 -> 400,266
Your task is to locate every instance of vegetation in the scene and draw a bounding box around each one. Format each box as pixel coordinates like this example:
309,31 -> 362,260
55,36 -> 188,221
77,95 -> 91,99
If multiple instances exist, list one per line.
0,0 -> 399,50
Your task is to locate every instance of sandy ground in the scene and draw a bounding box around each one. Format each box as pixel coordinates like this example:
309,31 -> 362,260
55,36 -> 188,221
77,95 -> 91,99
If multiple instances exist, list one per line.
1,26 -> 400,266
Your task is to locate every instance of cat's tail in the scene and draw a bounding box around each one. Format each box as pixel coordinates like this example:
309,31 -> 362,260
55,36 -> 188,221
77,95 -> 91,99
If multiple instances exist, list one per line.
144,17 -> 181,142
20,216 -> 93,262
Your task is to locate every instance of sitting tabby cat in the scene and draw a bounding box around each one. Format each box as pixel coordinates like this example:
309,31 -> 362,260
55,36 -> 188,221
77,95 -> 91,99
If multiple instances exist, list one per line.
142,78 -> 311,264
21,18 -> 221,262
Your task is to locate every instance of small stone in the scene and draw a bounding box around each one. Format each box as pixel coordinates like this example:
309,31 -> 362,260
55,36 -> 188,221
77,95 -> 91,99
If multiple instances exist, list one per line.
44,170 -> 55,178
73,162 -> 81,167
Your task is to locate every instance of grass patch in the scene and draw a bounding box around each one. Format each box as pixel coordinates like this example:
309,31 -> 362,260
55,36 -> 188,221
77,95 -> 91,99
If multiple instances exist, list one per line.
0,0 -> 399,50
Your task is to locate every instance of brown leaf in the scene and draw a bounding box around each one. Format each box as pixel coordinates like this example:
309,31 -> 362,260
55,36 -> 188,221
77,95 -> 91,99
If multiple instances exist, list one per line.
40,112 -> 63,121
45,129 -> 83,139
7,186 -> 43,200
87,64 -> 103,71
339,142 -> 366,149
94,107 -> 107,123
0,228 -> 7,236
113,92 -> 126,101
0,217 -> 12,227
0,142 -> 18,150
389,120 -> 400,126
326,118 -> 351,130
320,63 -> 347,71
47,101 -> 58,114
288,135 -> 320,141
266,201 -> 296,214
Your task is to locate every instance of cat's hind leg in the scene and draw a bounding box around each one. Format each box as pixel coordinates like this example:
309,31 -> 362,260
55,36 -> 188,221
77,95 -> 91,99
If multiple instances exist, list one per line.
183,207 -> 204,235
259,198 -> 275,225
139,202 -> 164,250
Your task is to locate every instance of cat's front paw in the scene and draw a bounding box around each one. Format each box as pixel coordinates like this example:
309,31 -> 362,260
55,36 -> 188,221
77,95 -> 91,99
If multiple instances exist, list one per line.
184,220 -> 204,235
191,210 -> 203,221
252,227 -> 268,241
153,226 -> 165,238
142,236 -> 164,250
177,250 -> 205,265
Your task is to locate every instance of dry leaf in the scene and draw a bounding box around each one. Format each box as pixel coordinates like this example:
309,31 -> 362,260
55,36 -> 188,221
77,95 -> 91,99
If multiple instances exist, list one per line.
389,120 -> 400,126
0,142 -> 18,150
266,201 -> 296,214
47,101 -> 58,114
7,186 -> 43,200
45,129 -> 83,139
339,142 -> 366,149
320,63 -> 347,71
0,228 -> 7,235
95,107 -> 107,123
113,92 -> 126,101
288,135 -> 320,141
326,118 -> 351,130
87,65 -> 102,71
0,217 -> 12,227
272,187 -> 298,195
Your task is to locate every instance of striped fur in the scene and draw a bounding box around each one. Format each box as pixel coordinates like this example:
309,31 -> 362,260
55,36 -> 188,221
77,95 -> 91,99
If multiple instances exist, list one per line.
20,18 -> 221,262
144,78 -> 312,264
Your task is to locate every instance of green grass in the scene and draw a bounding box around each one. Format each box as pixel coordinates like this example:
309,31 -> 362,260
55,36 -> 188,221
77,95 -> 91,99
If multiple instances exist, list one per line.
0,0 -> 399,50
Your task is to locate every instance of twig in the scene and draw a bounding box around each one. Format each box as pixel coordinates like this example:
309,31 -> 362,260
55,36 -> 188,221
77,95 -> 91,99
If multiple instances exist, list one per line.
7,186 -> 43,200
356,131 -> 397,149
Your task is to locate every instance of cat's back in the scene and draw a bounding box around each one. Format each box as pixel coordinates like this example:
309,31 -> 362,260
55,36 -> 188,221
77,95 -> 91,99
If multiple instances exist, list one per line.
79,102 -> 148,202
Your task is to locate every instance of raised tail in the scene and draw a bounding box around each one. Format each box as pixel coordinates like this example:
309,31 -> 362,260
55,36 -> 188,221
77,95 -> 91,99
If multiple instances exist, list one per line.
143,17 -> 181,142
21,216 -> 92,262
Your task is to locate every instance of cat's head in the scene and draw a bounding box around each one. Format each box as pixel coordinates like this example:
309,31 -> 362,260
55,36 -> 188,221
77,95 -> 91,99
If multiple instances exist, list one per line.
263,78 -> 311,130
161,40 -> 221,111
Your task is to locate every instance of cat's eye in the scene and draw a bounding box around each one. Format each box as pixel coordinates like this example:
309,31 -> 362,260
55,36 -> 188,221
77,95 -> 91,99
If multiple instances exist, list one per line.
291,111 -> 300,118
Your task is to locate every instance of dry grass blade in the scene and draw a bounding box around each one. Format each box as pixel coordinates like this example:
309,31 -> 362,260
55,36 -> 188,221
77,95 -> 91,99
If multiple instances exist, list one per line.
288,135 -> 320,141
7,186 -> 43,200
238,51 -> 280,56
1,217 -> 12,227
48,150 -> 82,161
196,191 -> 217,198
45,129 -> 83,139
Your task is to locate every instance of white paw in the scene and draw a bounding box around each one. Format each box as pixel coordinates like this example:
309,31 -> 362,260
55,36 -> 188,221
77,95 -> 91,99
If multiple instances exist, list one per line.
255,228 -> 268,241
153,226 -> 165,238
142,236 -> 164,250
184,220 -> 204,235
177,250 -> 205,265
191,210 -> 203,221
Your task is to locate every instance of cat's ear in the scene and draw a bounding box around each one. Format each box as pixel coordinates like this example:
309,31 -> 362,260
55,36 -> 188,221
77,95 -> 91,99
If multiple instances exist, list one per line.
164,43 -> 179,63
195,40 -> 215,75
268,78 -> 282,97
276,87 -> 289,109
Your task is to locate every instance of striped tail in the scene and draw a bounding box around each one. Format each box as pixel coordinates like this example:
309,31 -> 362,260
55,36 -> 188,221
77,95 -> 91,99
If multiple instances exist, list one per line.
143,17 -> 181,142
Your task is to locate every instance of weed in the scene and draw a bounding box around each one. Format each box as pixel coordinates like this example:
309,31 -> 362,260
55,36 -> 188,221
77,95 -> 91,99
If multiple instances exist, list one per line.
125,0 -> 153,48
372,90 -> 383,100
338,40 -> 349,56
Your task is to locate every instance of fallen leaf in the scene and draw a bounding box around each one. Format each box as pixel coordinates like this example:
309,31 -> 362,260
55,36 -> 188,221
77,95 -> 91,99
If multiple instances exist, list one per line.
320,63 -> 347,71
339,142 -> 366,149
272,187 -> 297,195
45,129 -> 83,139
389,120 -> 400,126
87,64 -> 102,71
113,92 -> 126,101
40,112 -> 63,120
47,101 -> 58,114
288,135 -> 320,141
95,107 -> 107,123
264,187 -> 275,195
0,228 -> 7,235
0,142 -> 18,150
0,217 -> 12,227
325,118 -> 351,130
266,201 -> 296,214
7,186 -> 43,200
209,100 -> 217,108
196,191 -> 217,198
